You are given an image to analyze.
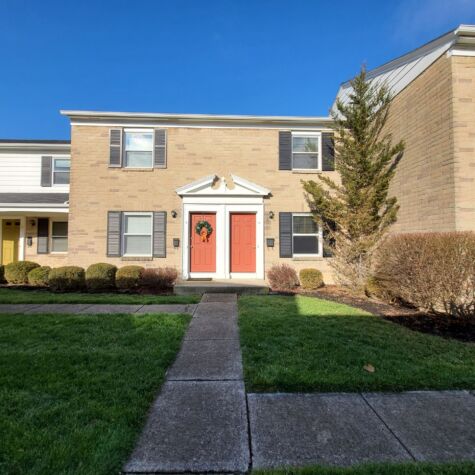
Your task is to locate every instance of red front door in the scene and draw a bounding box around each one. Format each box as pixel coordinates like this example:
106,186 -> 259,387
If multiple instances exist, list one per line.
230,213 -> 256,273
190,213 -> 216,273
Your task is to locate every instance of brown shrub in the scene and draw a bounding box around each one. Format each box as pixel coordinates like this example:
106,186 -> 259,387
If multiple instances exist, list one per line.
299,268 -> 324,290
267,264 -> 299,291
373,232 -> 475,317
139,267 -> 178,292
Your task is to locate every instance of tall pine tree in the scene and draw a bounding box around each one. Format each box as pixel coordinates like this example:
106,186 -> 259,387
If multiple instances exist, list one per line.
303,68 -> 404,291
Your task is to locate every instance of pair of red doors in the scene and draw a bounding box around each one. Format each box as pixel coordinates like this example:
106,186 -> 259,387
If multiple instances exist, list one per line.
190,213 -> 256,273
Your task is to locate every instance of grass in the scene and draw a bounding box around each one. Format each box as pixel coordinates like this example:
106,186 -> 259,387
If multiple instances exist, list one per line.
0,311 -> 190,474
0,287 -> 199,304
239,295 -> 475,392
255,461 -> 475,474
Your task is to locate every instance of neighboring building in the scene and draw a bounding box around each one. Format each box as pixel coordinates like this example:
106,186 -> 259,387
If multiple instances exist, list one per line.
334,24 -> 475,233
1,24 -> 474,282
0,140 -> 70,267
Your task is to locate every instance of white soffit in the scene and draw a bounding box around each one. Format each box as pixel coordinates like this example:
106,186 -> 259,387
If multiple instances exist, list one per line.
333,24 -> 475,111
176,175 -> 271,196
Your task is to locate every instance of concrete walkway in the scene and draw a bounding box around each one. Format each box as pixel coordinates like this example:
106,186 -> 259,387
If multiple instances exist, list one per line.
0,303 -> 197,315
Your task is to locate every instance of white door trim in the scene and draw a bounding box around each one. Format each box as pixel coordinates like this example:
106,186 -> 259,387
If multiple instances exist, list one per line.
181,200 -> 264,280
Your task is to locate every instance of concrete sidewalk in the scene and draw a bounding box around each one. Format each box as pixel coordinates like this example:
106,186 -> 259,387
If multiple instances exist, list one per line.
0,303 -> 197,314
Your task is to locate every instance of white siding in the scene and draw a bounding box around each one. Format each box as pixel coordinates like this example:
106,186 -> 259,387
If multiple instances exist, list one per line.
0,153 -> 70,193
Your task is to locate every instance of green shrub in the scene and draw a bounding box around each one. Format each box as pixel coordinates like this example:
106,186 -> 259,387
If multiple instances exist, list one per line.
267,264 -> 299,291
116,265 -> 144,291
0,265 -> 4,284
85,263 -> 117,292
374,232 -> 475,317
28,266 -> 51,287
48,266 -> 85,292
299,268 -> 324,290
4,261 -> 40,284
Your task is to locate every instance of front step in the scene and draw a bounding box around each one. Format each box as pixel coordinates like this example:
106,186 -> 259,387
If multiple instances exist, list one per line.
174,281 -> 269,296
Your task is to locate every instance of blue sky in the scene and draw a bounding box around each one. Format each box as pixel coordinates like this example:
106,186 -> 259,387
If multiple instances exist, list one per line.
1,0 -> 474,139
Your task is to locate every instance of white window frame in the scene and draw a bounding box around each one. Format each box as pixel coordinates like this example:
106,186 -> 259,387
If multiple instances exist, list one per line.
292,213 -> 323,257
123,129 -> 154,169
50,220 -> 68,254
122,212 -> 153,257
291,131 -> 322,171
52,156 -> 71,186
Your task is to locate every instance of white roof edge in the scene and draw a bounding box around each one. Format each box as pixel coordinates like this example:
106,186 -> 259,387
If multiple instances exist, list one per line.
60,109 -> 333,124
175,175 -> 216,195
0,142 -> 70,152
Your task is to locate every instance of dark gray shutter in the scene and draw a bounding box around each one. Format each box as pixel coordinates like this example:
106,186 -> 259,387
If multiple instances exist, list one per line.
109,129 -> 122,167
322,132 -> 335,171
153,211 -> 167,257
107,211 -> 122,256
154,129 -> 167,168
37,218 -> 49,254
279,212 -> 293,258
279,131 -> 292,170
41,156 -> 52,187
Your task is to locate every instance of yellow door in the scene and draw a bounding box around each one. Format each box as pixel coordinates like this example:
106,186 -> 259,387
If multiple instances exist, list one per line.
1,220 -> 20,265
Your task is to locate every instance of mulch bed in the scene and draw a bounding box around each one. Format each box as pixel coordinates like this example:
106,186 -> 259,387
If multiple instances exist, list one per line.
272,285 -> 475,343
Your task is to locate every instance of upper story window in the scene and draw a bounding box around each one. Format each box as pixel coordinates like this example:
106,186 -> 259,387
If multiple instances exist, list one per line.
122,212 -> 153,256
292,132 -> 321,170
124,131 -> 154,168
53,157 -> 70,185
292,213 -> 322,256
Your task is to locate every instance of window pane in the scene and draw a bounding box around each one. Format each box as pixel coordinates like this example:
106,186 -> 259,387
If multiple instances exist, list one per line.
293,216 -> 317,234
125,151 -> 153,168
293,153 -> 318,169
52,237 -> 68,252
293,236 -> 318,254
124,215 -> 151,234
54,159 -> 70,171
292,136 -> 318,153
125,132 -> 153,151
53,171 -> 70,184
124,235 -> 151,255
52,222 -> 68,237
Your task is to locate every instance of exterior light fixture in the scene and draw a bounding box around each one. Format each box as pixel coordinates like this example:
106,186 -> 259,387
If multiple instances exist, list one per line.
27,236 -> 33,247
171,210 -> 178,218
268,211 -> 275,219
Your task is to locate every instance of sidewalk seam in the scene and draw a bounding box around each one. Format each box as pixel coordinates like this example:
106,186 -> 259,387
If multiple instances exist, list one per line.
360,393 -> 416,461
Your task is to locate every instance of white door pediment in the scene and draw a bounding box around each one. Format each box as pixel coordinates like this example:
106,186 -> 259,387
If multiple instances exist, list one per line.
176,174 -> 271,197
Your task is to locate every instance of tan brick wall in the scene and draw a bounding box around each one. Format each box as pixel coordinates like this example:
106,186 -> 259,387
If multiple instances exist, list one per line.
451,55 -> 475,231
68,126 -> 335,282
385,54 -> 457,233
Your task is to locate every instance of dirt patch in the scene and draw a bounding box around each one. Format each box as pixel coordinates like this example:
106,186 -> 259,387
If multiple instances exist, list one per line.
272,285 -> 474,343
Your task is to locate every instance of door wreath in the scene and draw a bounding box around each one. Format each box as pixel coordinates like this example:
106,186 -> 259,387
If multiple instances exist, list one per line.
195,220 -> 213,242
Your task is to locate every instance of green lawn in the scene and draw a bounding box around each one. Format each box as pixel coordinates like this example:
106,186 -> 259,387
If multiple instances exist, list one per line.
256,461 -> 475,475
0,287 -> 199,304
0,311 -> 190,475
239,295 -> 475,392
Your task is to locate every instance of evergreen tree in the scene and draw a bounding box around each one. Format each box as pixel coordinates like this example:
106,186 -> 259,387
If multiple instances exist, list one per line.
303,67 -> 404,291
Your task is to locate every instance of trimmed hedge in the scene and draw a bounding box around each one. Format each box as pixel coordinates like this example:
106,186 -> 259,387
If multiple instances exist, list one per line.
0,265 -> 4,284
48,266 -> 85,292
85,263 -> 117,292
28,266 -> 51,287
299,268 -> 324,290
267,264 -> 299,291
4,261 -> 40,284
116,266 -> 144,291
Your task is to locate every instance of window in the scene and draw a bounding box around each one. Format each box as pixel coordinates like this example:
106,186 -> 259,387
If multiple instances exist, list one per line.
292,214 -> 321,256
53,158 -> 70,184
292,133 -> 321,170
124,131 -> 153,168
51,221 -> 68,252
122,213 -> 153,256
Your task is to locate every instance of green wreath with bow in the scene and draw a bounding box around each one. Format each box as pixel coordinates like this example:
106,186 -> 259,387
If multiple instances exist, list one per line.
195,220 -> 213,240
